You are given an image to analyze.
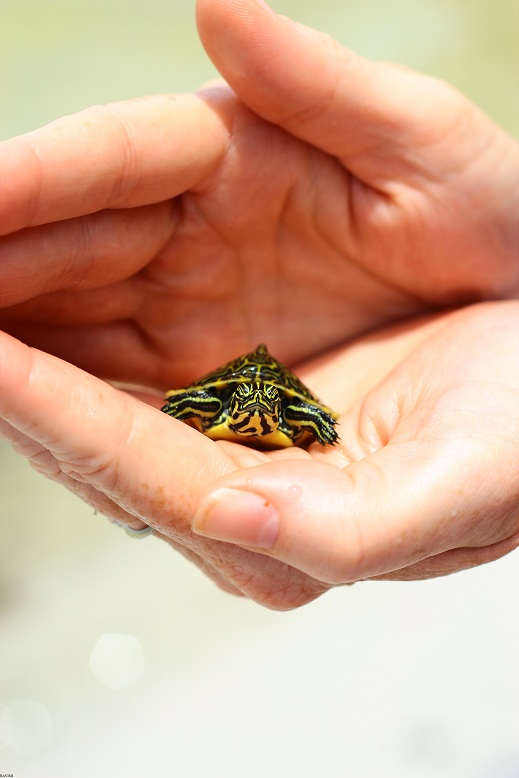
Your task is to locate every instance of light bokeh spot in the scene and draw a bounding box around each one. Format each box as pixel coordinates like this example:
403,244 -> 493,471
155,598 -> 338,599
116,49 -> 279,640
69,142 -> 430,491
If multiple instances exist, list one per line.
0,700 -> 52,755
88,633 -> 146,690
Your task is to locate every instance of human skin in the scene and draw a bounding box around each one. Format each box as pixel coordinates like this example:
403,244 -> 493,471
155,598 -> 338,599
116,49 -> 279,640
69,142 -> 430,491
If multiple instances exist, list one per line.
0,303 -> 518,610
0,0 -> 518,608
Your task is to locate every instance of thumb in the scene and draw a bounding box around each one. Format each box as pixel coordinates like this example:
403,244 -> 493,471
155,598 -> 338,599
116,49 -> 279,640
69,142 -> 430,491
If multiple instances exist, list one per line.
191,449 -> 471,584
196,0 -> 475,186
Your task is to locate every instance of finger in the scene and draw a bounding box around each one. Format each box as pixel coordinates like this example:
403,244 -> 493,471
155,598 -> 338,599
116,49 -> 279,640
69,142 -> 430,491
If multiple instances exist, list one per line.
0,330 -> 228,518
196,0 -> 487,186
0,93 -> 232,236
0,203 -> 174,307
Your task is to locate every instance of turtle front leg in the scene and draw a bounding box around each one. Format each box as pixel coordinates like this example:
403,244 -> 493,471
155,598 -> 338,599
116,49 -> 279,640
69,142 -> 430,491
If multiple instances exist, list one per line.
283,402 -> 339,446
161,389 -> 223,432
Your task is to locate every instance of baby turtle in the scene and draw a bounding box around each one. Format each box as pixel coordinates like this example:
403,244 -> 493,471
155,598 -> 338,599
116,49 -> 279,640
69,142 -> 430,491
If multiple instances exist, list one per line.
161,344 -> 338,449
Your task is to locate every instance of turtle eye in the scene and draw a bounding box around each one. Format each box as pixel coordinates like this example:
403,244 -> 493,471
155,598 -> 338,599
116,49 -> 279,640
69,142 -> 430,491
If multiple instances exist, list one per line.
230,384 -> 251,408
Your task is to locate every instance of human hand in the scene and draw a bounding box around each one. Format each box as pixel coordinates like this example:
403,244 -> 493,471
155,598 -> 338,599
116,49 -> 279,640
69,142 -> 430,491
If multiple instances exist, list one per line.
192,301 -> 519,591
1,302 -> 517,609
1,0 -> 518,388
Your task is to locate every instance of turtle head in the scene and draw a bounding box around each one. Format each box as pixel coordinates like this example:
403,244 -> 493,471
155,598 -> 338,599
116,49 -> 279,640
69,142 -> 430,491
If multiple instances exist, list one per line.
229,381 -> 281,438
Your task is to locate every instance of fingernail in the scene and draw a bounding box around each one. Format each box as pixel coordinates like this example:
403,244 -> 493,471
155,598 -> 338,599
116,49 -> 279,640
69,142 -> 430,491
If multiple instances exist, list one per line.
192,488 -> 279,548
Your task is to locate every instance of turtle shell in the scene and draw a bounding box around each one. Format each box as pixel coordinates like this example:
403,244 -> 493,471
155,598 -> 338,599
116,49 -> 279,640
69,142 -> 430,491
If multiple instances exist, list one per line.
162,344 -> 338,449
191,344 -> 320,399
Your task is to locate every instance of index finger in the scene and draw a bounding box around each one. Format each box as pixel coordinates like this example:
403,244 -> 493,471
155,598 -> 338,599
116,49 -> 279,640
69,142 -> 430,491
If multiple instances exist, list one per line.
0,92 -> 232,236
0,329 -> 237,527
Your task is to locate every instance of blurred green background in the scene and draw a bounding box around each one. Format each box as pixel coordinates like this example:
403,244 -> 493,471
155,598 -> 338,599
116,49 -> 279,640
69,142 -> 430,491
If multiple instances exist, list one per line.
1,0 -> 518,140
1,2 -> 518,777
